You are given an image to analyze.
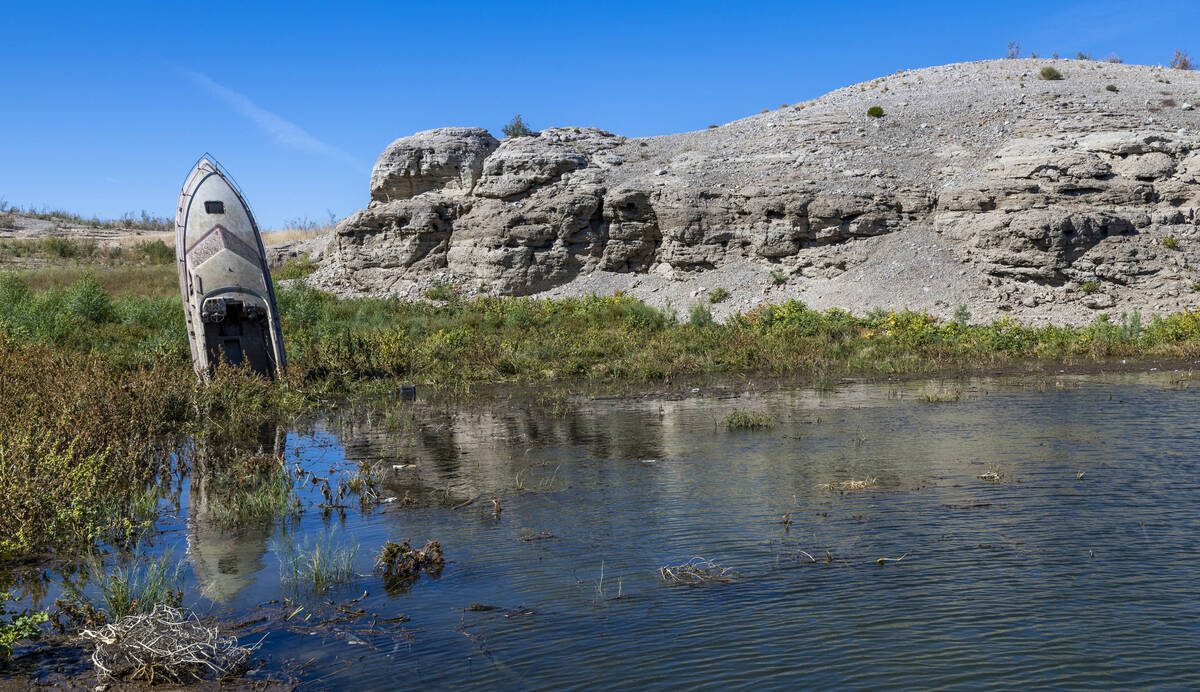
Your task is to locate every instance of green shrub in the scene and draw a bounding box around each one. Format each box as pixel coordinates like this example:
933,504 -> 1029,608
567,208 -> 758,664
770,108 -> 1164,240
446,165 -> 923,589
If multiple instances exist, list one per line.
0,273 -> 31,307
1080,281 -> 1100,295
771,271 -> 788,286
275,254 -> 317,280
867,106 -> 885,117
132,239 -> 173,265
954,304 -> 971,326
424,282 -> 455,301
502,114 -> 535,138
66,275 -> 114,323
709,287 -> 730,304
1039,66 -> 1064,80
42,237 -> 95,259
1162,236 -> 1179,250
1105,84 -> 1118,92
689,303 -> 714,326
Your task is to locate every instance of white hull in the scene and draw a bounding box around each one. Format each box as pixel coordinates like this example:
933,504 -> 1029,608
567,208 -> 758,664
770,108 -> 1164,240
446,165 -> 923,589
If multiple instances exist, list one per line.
175,156 -> 285,378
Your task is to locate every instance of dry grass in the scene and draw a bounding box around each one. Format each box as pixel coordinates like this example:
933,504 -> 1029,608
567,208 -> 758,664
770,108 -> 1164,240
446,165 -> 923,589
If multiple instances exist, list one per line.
13,265 -> 177,297
817,477 -> 878,492
261,227 -> 331,246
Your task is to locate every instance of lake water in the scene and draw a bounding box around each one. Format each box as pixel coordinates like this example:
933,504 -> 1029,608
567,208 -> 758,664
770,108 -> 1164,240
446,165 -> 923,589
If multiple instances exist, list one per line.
10,372 -> 1200,689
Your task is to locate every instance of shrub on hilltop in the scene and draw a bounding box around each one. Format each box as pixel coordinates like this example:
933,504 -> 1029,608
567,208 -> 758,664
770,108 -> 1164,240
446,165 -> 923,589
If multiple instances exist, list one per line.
502,114 -> 536,138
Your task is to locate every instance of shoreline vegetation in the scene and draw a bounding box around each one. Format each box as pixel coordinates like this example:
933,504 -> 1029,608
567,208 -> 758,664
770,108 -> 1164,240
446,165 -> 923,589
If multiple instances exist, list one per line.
1,256 -> 1199,560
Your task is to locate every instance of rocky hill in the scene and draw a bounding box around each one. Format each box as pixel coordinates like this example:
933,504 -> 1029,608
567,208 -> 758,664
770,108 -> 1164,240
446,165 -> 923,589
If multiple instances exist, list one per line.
300,59 -> 1200,324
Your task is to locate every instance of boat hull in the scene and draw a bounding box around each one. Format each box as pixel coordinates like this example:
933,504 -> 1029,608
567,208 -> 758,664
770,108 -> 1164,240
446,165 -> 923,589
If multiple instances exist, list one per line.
175,156 -> 285,378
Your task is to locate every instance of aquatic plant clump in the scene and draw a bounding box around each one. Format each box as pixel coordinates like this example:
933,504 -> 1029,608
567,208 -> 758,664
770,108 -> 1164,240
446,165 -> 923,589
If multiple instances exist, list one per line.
80,604 -> 258,684
375,540 -> 444,590
659,557 -> 737,585
726,410 -> 775,430
818,477 -> 878,492
1,592 -> 48,659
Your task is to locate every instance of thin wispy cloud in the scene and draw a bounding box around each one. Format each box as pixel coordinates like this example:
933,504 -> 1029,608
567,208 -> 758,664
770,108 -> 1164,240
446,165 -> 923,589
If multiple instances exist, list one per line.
186,70 -> 361,167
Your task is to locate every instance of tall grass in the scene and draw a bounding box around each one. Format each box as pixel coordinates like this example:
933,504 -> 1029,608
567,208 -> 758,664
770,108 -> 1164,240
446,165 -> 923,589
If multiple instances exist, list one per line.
276,529 -> 359,599
61,551 -> 182,623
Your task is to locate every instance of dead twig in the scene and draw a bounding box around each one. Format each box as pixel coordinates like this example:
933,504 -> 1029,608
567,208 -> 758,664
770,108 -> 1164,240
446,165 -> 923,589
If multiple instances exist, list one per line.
79,604 -> 260,684
451,494 -> 483,510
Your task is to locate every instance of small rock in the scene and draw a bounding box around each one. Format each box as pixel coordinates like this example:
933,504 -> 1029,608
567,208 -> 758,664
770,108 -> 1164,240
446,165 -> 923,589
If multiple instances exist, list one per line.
654,168 -> 668,175
1082,293 -> 1115,309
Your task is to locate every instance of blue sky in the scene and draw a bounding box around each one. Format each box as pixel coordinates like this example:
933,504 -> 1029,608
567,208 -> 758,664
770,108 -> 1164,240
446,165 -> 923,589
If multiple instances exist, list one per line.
2,0 -> 1197,228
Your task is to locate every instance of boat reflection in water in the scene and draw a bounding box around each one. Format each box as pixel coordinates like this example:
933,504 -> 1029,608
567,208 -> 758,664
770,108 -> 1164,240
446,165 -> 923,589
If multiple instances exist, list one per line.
185,423 -> 287,603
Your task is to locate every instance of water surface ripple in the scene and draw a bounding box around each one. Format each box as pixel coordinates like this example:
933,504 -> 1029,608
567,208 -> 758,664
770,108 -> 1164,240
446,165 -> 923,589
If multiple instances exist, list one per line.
38,375 -> 1200,688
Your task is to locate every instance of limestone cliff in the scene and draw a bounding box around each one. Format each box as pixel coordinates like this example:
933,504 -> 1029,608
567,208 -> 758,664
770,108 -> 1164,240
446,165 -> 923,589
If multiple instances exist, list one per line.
303,59 -> 1200,324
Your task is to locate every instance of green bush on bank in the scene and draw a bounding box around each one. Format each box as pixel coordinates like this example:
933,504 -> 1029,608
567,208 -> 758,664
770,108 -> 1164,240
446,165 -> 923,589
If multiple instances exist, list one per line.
3,276 -> 1200,390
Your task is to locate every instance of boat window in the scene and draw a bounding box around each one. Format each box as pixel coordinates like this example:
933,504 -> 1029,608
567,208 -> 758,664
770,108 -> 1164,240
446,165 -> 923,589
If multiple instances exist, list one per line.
204,201 -> 225,214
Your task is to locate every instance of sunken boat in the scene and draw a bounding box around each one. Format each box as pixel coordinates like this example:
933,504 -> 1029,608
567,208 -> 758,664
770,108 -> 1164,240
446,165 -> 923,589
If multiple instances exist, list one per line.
175,155 -> 286,378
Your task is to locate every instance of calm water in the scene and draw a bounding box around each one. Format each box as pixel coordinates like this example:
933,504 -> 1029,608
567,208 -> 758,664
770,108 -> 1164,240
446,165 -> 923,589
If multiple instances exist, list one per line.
14,373 -> 1200,689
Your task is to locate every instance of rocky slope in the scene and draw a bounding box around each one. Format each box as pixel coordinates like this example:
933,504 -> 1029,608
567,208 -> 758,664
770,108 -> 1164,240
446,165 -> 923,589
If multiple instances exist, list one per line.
301,59 -> 1200,324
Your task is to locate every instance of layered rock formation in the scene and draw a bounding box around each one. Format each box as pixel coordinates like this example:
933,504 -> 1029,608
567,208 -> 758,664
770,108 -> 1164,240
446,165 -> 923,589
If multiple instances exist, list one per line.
304,59 -> 1200,324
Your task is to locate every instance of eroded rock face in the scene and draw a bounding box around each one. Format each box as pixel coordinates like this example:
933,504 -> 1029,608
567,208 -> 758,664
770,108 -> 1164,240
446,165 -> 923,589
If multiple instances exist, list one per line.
308,61 -> 1200,322
935,130 -> 1196,285
370,127 -> 499,202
